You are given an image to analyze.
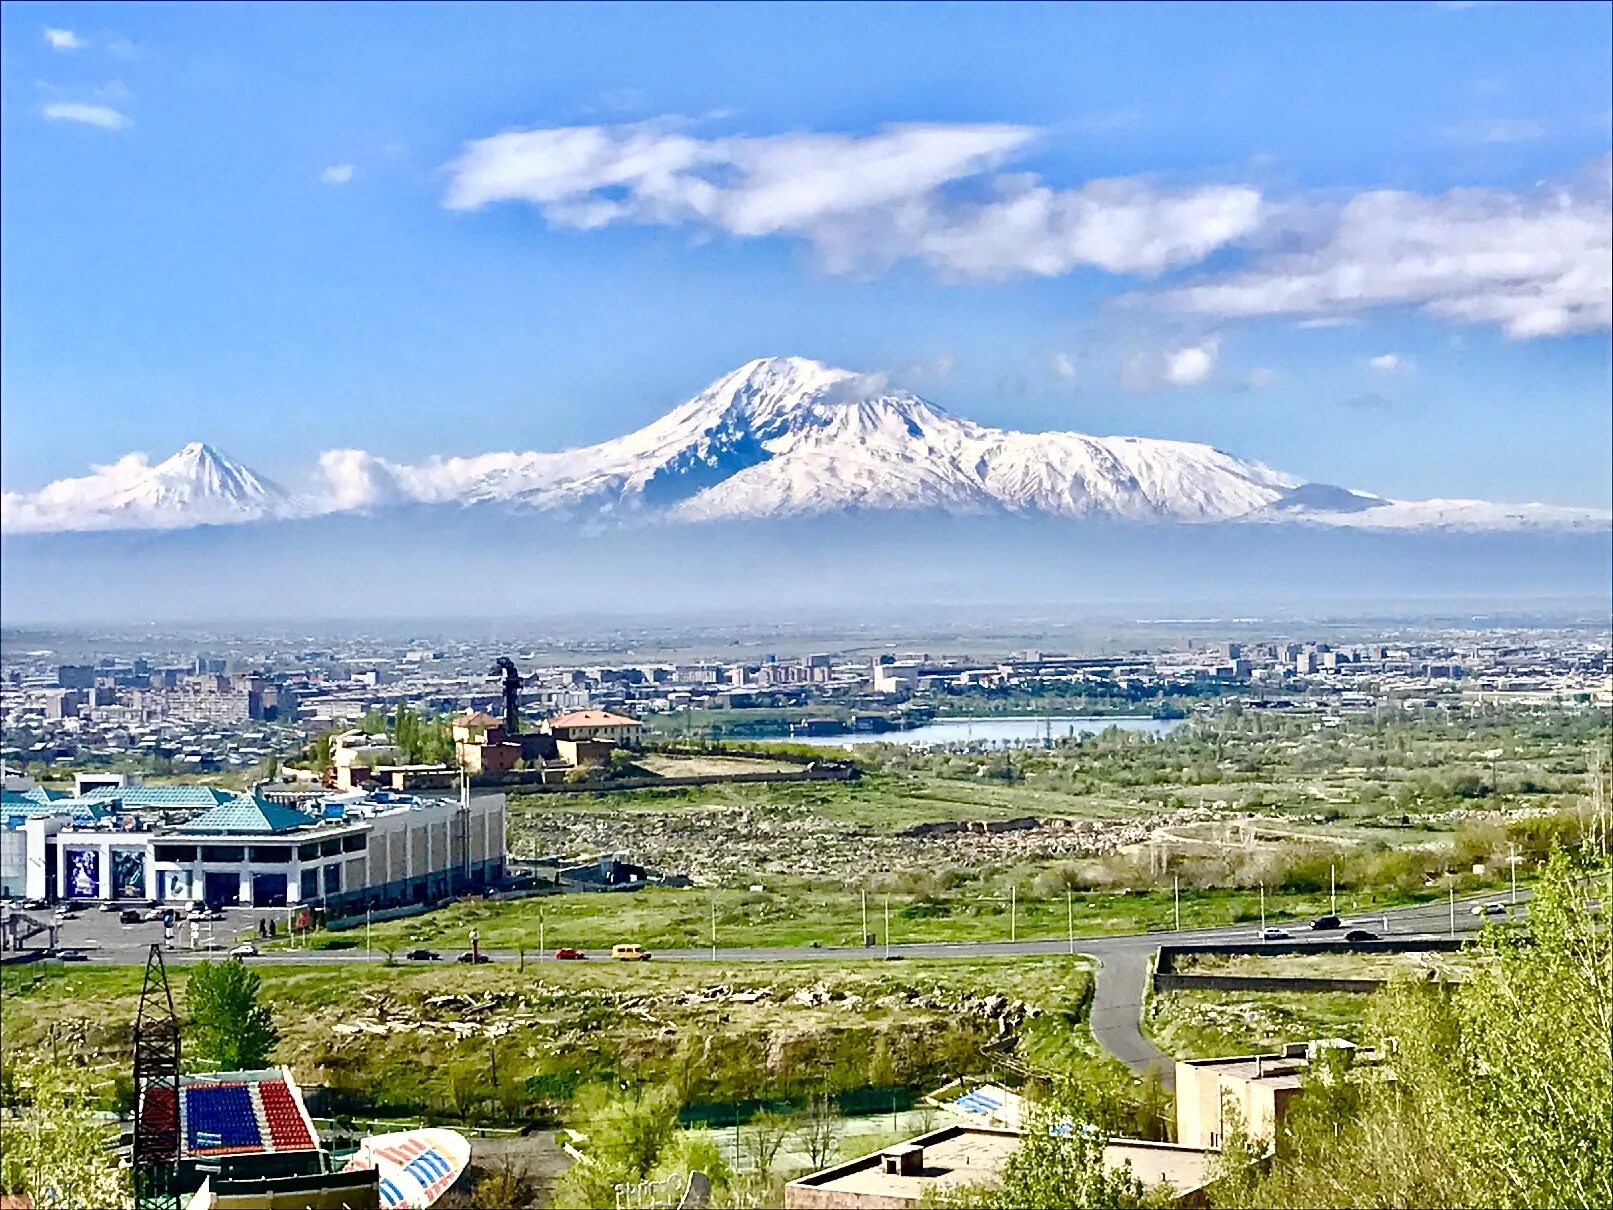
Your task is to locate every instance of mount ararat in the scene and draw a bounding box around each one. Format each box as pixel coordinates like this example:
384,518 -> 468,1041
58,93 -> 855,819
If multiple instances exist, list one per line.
4,357 -> 1606,535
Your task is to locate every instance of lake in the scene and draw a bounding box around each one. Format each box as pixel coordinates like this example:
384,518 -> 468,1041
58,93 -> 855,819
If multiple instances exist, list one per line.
773,715 -> 1184,748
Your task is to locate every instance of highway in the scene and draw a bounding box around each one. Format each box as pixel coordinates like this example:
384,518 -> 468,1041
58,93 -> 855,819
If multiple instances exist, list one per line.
9,889 -> 1522,1088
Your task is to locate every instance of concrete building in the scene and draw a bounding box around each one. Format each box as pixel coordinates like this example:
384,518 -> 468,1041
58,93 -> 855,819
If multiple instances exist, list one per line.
1,785 -> 505,911
1175,1039 -> 1377,1150
783,1125 -> 1213,1209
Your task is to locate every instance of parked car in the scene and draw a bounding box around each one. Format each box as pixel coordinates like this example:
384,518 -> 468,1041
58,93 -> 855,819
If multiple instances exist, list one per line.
54,948 -> 88,962
98,902 -> 121,913
143,908 -> 166,922
404,949 -> 441,961
611,943 -> 652,962
1259,928 -> 1292,941
456,950 -> 492,964
1344,929 -> 1379,943
1310,915 -> 1342,931
228,943 -> 258,958
554,948 -> 586,960
1472,902 -> 1507,917
19,898 -> 48,911
119,909 -> 143,925
193,908 -> 224,921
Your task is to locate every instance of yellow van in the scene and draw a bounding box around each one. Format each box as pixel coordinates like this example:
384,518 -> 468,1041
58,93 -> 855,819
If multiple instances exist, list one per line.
611,943 -> 652,962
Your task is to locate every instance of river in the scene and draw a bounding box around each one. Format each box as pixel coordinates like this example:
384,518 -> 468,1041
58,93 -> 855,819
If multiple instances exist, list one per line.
771,715 -> 1184,748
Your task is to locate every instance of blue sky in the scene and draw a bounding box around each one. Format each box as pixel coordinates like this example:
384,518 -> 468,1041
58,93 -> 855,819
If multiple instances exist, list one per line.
2,0 -> 1610,507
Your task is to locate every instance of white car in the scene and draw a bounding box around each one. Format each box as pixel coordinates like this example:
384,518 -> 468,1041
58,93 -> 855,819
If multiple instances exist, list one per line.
1259,927 -> 1292,941
1471,903 -> 1507,917
228,943 -> 258,958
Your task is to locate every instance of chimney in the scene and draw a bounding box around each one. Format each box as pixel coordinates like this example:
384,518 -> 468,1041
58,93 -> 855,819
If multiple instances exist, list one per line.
881,1145 -> 924,1176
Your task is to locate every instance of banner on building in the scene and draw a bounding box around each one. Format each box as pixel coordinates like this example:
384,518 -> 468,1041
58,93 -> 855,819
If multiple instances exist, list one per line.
111,847 -> 146,899
65,848 -> 100,898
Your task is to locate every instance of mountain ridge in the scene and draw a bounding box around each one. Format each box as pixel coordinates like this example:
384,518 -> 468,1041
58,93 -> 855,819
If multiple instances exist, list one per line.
3,358 -> 1607,535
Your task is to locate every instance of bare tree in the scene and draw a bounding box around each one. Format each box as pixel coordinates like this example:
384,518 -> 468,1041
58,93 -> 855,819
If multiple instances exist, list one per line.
742,1109 -> 792,1175
794,1095 -> 843,1171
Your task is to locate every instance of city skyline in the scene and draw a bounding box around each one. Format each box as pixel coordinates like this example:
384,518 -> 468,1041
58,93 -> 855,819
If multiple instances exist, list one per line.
2,1 -> 1611,510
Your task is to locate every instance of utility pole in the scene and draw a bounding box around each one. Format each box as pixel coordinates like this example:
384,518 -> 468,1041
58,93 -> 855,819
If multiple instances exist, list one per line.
711,896 -> 718,960
1449,881 -> 1456,938
1010,885 -> 1016,943
1508,844 -> 1520,907
1259,884 -> 1266,934
538,908 -> 545,959
1174,875 -> 1181,933
884,895 -> 891,960
1067,889 -> 1074,955
1330,864 -> 1336,917
365,909 -> 371,957
861,889 -> 868,946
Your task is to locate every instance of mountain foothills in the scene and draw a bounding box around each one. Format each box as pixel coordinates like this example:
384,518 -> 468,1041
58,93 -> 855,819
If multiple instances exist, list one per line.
3,358 -> 1607,535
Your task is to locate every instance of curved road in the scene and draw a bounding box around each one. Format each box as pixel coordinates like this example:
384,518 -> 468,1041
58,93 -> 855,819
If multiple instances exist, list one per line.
13,891 -> 1521,1090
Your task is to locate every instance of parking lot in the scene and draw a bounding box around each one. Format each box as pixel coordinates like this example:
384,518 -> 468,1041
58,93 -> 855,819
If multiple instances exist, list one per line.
3,902 -> 305,960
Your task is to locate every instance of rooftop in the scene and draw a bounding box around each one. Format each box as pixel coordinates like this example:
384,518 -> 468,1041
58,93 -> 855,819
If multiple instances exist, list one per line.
176,794 -> 318,835
787,1125 -> 1018,1205
547,709 -> 641,728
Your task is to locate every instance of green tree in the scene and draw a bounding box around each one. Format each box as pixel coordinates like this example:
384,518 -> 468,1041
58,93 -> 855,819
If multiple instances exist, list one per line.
931,1089 -> 1155,1209
1215,850 -> 1612,1209
309,730 -> 335,769
187,959 -> 280,1071
0,1051 -> 131,1208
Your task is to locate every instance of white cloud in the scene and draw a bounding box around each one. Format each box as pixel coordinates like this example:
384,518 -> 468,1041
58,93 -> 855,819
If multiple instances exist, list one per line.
321,163 -> 356,185
1163,339 -> 1219,386
41,102 -> 130,130
1368,353 -> 1408,373
44,27 -> 84,50
2,454 -> 151,532
1050,352 -> 1078,381
443,120 -> 1262,280
1159,157 -> 1612,338
1248,367 -> 1279,389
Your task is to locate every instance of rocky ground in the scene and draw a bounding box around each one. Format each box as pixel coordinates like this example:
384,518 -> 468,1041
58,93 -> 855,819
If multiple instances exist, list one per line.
510,803 -> 1232,882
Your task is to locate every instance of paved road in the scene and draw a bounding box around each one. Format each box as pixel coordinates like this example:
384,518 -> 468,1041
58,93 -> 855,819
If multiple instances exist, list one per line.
8,890 -> 1523,1088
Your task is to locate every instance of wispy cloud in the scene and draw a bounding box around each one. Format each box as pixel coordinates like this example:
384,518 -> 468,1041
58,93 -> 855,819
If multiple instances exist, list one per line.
443,120 -> 1263,280
1248,367 -> 1279,389
321,163 -> 356,185
41,102 -> 130,131
1157,156 -> 1612,339
1050,352 -> 1078,382
1440,118 -> 1546,143
1368,353 -> 1409,373
44,27 -> 84,51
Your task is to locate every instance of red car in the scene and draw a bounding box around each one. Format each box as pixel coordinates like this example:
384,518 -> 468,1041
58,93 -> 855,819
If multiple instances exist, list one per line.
554,947 -> 586,960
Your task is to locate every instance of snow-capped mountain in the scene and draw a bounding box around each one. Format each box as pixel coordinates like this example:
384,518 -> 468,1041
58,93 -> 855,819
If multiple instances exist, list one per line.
5,359 -> 1608,534
322,356 -> 1302,523
2,442 -> 297,533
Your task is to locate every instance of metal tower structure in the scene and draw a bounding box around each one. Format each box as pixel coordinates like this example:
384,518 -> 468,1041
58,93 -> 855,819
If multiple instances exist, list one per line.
131,944 -> 181,1210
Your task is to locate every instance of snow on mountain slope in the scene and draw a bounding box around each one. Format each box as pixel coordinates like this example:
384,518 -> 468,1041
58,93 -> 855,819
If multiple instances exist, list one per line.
5,358 -> 1608,534
2,443 -> 296,533
322,356 -> 1299,522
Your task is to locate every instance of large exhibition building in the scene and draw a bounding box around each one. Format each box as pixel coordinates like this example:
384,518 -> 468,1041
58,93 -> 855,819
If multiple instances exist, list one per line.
0,781 -> 506,911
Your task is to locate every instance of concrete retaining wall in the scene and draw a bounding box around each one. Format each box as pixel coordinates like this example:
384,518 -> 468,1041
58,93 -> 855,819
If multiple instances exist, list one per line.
495,765 -> 859,795
1153,937 -> 1465,995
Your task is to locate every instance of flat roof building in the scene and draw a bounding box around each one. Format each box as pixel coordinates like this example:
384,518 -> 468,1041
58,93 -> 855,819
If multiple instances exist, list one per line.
1,784 -> 505,911
783,1125 -> 1214,1209
1176,1039 -> 1381,1150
